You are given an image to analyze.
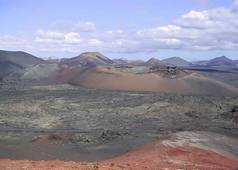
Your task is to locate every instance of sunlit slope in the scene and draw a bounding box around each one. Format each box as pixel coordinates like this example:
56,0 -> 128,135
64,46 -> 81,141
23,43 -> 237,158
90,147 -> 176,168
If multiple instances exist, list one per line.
61,66 -> 238,96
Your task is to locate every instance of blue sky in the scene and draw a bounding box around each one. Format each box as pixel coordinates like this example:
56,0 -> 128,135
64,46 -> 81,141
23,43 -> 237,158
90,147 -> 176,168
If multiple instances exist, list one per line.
0,0 -> 238,61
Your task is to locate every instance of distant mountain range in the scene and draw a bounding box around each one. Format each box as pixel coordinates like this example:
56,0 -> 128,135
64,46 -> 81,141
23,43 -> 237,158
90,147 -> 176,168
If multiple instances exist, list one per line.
0,49 -> 237,68
145,56 -> 238,68
0,50 -> 237,95
193,56 -> 238,67
151,56 -> 238,68
0,49 -> 237,80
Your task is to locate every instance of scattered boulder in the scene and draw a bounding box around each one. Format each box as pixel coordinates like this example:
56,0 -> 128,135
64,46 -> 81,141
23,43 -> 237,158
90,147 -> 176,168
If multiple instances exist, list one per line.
99,130 -> 129,142
232,106 -> 238,113
185,111 -> 200,119
69,134 -> 91,144
31,134 -> 64,144
48,134 -> 63,141
222,106 -> 238,124
231,106 -> 238,123
31,133 -> 93,144
100,130 -> 120,142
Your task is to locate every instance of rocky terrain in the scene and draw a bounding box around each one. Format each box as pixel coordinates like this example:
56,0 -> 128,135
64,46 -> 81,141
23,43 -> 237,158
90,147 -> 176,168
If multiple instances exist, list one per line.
0,50 -> 238,169
0,80 -> 238,159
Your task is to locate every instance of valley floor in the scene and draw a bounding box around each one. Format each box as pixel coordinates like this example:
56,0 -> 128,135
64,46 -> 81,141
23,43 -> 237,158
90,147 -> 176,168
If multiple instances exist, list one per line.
0,80 -> 238,169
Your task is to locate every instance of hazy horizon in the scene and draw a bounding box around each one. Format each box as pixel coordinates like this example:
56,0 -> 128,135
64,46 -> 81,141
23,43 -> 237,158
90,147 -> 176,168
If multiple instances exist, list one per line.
1,49 -> 237,62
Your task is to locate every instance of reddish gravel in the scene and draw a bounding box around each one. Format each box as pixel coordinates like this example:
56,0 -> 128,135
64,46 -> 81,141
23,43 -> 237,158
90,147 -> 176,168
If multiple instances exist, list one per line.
0,140 -> 237,170
58,66 -> 81,83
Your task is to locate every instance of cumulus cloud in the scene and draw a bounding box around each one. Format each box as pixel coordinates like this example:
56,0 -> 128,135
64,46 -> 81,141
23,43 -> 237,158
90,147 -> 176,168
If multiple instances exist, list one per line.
1,2 -> 238,54
35,30 -> 82,44
133,5 -> 238,51
33,29 -> 104,52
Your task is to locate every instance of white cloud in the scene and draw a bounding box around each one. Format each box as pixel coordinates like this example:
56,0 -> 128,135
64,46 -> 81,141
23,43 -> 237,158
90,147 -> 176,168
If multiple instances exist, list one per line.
1,2 -> 238,55
35,30 -> 82,44
182,10 -> 209,20
64,32 -> 82,44
33,29 -> 104,52
35,30 -> 65,42
176,8 -> 236,29
133,6 -> 238,52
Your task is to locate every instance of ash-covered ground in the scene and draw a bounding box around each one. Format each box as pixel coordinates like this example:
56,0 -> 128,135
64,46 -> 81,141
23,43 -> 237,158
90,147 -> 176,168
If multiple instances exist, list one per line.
0,80 -> 238,161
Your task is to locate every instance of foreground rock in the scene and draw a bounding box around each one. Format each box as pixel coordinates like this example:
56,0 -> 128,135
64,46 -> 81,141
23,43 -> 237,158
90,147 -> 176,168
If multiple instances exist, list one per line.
0,132 -> 237,170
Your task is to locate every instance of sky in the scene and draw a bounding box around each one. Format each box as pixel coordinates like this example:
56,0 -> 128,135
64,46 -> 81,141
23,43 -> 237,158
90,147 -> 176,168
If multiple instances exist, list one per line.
0,0 -> 238,61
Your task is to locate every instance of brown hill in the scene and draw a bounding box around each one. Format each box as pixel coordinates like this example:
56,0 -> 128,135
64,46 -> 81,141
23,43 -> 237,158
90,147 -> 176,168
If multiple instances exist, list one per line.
60,52 -> 114,67
146,57 -> 164,66
62,66 -> 238,96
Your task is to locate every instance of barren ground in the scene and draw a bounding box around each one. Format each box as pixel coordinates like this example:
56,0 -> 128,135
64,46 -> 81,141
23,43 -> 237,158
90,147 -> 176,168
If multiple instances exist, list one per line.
0,80 -> 238,169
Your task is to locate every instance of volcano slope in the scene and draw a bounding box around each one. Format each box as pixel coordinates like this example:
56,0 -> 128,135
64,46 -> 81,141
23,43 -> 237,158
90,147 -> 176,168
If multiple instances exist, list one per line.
61,65 -> 238,96
1,131 -> 238,170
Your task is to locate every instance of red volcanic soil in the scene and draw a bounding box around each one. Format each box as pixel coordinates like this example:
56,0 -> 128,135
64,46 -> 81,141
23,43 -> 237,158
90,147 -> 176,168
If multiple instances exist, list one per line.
58,66 -> 81,83
0,140 -> 237,170
59,65 -> 238,96
107,141 -> 238,170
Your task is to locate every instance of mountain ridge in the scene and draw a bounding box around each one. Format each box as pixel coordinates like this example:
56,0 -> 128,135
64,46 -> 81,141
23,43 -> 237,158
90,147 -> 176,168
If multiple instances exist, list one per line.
60,52 -> 114,67
162,56 -> 191,67
0,50 -> 45,68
